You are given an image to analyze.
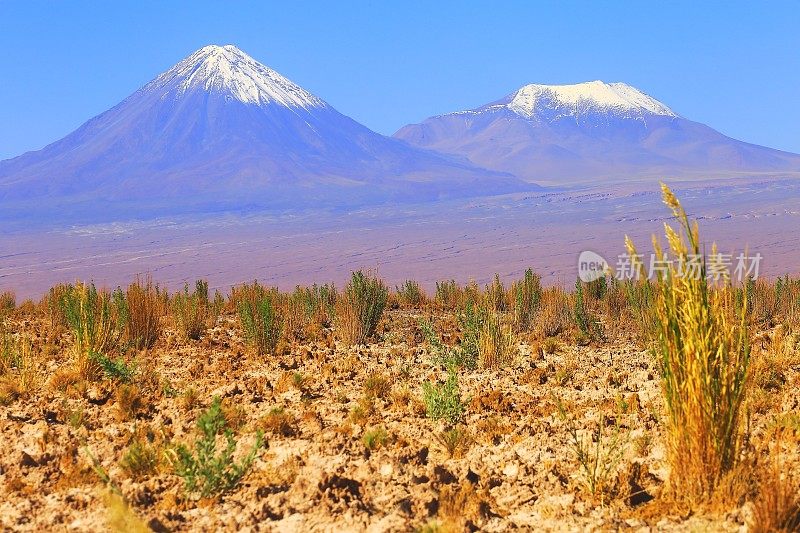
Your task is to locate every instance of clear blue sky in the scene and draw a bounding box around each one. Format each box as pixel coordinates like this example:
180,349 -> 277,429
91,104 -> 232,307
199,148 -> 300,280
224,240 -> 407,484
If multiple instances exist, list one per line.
1,1 -> 798,160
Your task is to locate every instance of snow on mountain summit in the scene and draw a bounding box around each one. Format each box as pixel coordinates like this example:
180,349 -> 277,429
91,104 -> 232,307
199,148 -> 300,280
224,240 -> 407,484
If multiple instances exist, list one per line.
144,44 -> 325,109
453,80 -> 677,121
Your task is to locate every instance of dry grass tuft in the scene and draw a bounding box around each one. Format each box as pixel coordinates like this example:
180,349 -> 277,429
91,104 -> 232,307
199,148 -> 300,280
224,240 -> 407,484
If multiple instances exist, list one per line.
628,182 -> 750,505
478,312 -> 517,369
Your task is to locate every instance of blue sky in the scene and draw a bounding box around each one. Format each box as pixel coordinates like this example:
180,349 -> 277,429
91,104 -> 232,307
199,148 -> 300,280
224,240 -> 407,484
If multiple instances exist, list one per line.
1,1 -> 798,160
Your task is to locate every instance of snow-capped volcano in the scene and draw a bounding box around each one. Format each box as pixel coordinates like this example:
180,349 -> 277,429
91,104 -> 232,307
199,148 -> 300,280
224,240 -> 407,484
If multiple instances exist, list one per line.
145,44 -> 325,109
503,81 -> 677,120
0,45 -> 526,223
395,81 -> 800,184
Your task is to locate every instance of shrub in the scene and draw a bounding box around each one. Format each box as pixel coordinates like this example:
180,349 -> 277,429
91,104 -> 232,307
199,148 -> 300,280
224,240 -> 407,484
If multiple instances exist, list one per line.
362,426 -> 389,450
285,284 -> 336,339
435,426 -> 472,459
120,438 -> 159,480
260,407 -> 296,437
536,287 -> 573,338
478,312 -> 517,369
336,271 -> 388,345
238,284 -> 282,356
172,280 -> 215,340
93,353 -> 136,383
0,291 -> 15,316
513,268 -> 541,331
573,279 -> 604,342
622,279 -> 658,342
60,282 -> 118,379
121,275 -> 163,349
751,453 -> 800,533
556,400 -> 628,500
435,280 -> 461,310
627,183 -> 750,504
457,301 -> 484,369
363,371 -> 391,399
422,369 -> 465,424
395,280 -> 426,308
0,335 -> 39,405
485,273 -> 507,312
169,396 -> 263,498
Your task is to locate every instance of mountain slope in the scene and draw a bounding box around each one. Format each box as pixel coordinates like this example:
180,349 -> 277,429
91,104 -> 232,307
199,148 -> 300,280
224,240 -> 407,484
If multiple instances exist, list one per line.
394,81 -> 800,184
0,45 -> 528,222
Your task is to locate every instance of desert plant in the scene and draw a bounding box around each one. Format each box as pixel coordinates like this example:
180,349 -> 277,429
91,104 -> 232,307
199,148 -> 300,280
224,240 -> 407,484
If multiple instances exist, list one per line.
169,396 -> 263,498
536,287 -> 573,338
573,279 -> 604,342
422,369 -> 465,424
457,300 -> 484,369
93,353 -> 136,383
750,454 -> 800,533
0,291 -> 15,316
478,312 -> 517,369
485,273 -> 507,312
513,268 -> 542,331
556,400 -> 628,500
120,438 -> 159,480
626,183 -> 750,504
336,271 -> 388,345
362,426 -> 389,450
363,371 -> 391,399
395,280 -> 426,308
435,279 -> 462,310
0,335 -> 39,405
260,407 -> 296,436
172,279 -> 214,340
119,275 -> 162,349
435,426 -> 472,458
60,282 -> 118,379
238,285 -> 282,356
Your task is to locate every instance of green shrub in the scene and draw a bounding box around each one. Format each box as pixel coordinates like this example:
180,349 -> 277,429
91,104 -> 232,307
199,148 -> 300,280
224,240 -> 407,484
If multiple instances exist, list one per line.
395,280 -> 426,308
170,397 -> 263,498
435,280 -> 461,310
513,268 -> 542,331
422,369 -> 465,424
485,273 -> 507,312
362,426 -> 389,450
238,287 -> 282,356
93,353 -> 136,383
60,282 -> 119,379
573,279 -> 604,342
336,271 -> 388,345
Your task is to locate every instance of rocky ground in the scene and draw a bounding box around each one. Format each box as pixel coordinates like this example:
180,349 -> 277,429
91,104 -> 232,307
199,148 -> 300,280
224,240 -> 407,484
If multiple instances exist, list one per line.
1,307 -> 798,532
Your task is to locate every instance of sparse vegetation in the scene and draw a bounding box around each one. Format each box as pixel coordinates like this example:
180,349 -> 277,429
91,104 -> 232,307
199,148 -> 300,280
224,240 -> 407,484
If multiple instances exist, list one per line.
336,270 -> 388,345
238,282 -> 283,356
172,279 -> 216,340
478,311 -> 517,369
627,183 -> 751,505
422,369 -> 465,424
1,232 -> 799,530
169,396 -> 263,498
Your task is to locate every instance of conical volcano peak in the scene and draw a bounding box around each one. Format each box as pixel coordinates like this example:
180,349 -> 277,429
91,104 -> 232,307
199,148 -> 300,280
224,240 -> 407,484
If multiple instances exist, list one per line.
506,80 -> 677,119
143,44 -> 326,109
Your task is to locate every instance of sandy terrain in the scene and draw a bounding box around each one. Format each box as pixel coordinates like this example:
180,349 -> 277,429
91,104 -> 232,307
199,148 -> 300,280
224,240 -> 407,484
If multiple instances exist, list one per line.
2,177 -> 800,301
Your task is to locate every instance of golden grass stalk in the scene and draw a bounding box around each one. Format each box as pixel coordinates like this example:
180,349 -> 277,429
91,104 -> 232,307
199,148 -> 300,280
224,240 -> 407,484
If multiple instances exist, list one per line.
626,182 -> 750,505
478,312 -> 516,369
